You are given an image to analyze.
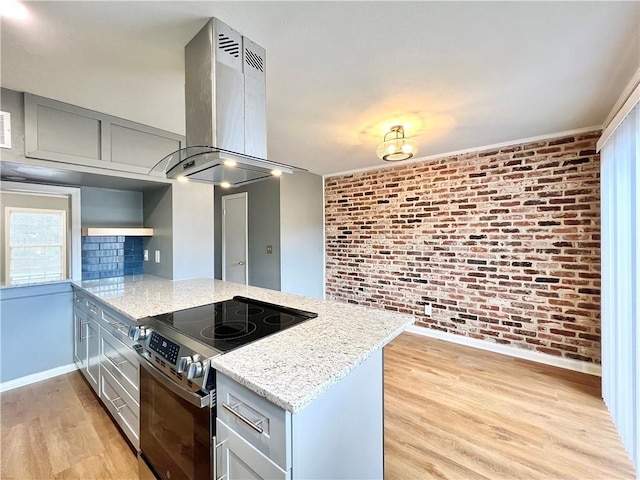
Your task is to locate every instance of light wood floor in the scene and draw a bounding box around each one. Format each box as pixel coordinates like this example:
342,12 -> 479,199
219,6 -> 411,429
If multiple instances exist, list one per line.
1,333 -> 635,479
384,333 -> 635,479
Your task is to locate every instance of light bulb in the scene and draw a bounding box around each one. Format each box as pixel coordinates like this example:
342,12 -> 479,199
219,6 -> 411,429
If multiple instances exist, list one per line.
223,159 -> 237,167
271,169 -> 282,177
1,1 -> 29,19
176,176 -> 188,183
401,144 -> 413,154
220,181 -> 231,188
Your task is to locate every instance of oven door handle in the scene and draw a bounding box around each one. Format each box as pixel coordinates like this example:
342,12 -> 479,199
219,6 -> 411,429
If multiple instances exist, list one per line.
138,353 -> 212,409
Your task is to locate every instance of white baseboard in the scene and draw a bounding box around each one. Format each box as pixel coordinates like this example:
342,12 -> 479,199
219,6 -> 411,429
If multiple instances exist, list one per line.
0,363 -> 79,393
406,325 -> 602,377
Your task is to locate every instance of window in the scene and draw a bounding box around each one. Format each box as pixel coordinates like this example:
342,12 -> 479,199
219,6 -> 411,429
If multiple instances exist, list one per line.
5,207 -> 67,285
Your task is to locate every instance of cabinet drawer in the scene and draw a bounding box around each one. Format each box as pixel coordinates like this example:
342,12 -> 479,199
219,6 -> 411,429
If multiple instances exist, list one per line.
73,291 -> 88,311
101,327 -> 139,402
216,418 -> 289,480
86,298 -> 101,319
73,291 -> 100,319
217,374 -> 290,470
101,310 -> 135,347
101,365 -> 139,450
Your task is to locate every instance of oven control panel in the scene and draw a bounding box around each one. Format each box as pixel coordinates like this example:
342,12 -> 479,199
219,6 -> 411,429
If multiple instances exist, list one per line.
148,332 -> 179,365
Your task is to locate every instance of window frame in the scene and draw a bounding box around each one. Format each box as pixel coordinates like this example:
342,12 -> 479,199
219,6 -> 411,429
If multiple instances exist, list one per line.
5,206 -> 69,285
1,181 -> 81,283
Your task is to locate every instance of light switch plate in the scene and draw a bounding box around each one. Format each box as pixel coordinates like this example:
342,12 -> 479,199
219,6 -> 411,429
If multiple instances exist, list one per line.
143,250 -> 149,262
424,303 -> 432,316
154,250 -> 160,263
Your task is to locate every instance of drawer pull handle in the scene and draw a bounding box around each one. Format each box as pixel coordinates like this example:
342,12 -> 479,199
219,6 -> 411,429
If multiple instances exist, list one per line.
222,403 -> 264,434
108,395 -> 127,412
106,354 -> 127,367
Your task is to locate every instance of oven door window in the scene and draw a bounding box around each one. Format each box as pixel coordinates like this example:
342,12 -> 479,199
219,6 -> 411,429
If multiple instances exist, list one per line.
140,367 -> 212,480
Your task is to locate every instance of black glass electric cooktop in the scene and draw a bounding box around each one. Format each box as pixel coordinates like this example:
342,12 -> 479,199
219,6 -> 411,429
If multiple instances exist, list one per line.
152,296 -> 318,353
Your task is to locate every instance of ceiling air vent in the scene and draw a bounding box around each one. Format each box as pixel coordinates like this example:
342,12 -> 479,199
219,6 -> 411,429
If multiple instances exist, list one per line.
0,111 -> 11,149
245,48 -> 264,72
217,33 -> 240,58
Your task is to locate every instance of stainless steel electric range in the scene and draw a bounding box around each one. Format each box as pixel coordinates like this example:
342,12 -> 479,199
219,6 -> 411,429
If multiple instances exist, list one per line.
129,296 -> 317,480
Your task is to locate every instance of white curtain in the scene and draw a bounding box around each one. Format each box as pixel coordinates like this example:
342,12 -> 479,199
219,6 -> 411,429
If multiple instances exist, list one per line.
601,99 -> 640,472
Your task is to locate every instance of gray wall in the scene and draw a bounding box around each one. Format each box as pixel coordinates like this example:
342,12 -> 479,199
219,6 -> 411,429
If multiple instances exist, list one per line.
142,182 -> 214,281
172,181 -> 215,280
0,282 -> 73,383
214,177 -> 281,291
0,88 -> 26,162
80,186 -> 143,227
280,171 -> 324,298
0,191 -> 71,285
142,185 -> 173,279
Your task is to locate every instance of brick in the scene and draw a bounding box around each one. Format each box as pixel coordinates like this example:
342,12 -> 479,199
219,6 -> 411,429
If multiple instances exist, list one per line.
325,132 -> 601,364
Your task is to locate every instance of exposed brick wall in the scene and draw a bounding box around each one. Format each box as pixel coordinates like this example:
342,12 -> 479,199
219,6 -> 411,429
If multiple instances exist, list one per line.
325,132 -> 602,363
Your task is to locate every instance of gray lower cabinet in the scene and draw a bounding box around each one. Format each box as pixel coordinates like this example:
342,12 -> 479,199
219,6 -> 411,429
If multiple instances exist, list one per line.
73,308 -> 87,369
216,419 -> 289,480
99,313 -> 140,450
73,290 -> 100,395
72,287 -> 140,449
24,93 -> 184,175
216,348 -> 384,480
86,317 -> 101,393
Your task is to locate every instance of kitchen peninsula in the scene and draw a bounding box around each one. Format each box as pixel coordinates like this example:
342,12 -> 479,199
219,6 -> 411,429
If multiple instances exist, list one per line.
76,274 -> 414,479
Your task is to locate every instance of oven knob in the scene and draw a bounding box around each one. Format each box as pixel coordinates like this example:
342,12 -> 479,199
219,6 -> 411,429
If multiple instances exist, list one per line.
129,326 -> 150,341
177,356 -> 193,374
187,361 -> 204,380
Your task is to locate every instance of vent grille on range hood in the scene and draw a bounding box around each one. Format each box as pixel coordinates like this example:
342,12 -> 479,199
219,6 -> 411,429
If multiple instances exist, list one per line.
153,17 -> 303,187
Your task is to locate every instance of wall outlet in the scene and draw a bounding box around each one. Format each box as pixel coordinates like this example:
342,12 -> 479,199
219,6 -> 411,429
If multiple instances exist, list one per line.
266,245 -> 273,254
424,303 -> 432,316
154,250 -> 160,263
143,250 -> 149,262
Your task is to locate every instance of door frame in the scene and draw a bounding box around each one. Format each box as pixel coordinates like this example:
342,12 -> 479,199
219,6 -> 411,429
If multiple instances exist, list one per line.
221,192 -> 249,284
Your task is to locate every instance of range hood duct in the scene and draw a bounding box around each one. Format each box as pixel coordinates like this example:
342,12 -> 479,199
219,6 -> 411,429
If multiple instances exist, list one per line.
158,18 -> 300,187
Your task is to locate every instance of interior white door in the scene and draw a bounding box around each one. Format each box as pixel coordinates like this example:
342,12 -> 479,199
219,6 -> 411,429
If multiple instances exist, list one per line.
222,193 -> 248,285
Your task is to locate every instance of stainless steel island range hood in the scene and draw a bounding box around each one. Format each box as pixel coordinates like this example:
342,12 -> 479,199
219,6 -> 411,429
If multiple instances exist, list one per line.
159,18 -> 299,186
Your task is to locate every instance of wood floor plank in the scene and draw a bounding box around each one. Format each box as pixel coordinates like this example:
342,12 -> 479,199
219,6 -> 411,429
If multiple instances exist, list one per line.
1,418 -> 54,479
384,333 -> 636,480
1,333 -> 636,479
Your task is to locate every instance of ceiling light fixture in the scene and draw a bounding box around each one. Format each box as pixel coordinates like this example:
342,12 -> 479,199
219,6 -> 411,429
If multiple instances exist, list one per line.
223,159 -> 237,167
376,125 -> 418,162
270,169 -> 282,177
220,181 -> 231,188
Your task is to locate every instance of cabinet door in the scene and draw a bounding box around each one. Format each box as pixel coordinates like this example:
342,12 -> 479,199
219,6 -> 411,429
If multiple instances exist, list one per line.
86,319 -> 100,395
24,93 -> 184,175
110,120 -> 182,172
216,419 -> 289,480
73,309 -> 88,369
24,94 -> 107,164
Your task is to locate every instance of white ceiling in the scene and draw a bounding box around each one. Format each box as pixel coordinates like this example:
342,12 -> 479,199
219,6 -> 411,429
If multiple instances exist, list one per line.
2,1 -> 639,176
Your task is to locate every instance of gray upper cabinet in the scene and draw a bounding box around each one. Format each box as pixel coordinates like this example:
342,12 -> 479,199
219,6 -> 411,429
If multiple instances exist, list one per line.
24,93 -> 184,175
110,122 -> 181,170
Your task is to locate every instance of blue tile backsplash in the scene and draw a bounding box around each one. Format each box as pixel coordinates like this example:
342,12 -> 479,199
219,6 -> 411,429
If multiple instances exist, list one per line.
82,236 -> 144,280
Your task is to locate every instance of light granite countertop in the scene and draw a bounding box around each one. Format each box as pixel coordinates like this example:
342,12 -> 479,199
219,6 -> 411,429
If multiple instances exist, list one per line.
75,275 -> 414,413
